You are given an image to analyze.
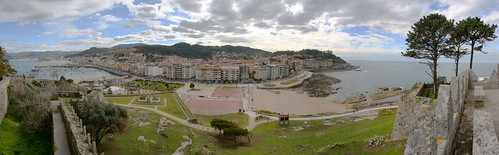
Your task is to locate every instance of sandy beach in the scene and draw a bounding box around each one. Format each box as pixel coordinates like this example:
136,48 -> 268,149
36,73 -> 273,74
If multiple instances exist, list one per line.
253,88 -> 348,115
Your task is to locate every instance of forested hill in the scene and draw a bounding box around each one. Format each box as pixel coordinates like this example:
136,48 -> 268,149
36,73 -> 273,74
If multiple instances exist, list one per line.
67,42 -> 347,64
273,49 -> 346,64
133,42 -> 269,59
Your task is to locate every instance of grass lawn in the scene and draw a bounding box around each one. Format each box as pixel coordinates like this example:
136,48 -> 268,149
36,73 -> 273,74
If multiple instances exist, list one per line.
204,109 -> 404,154
105,96 -> 136,105
196,113 -> 249,128
99,108 -> 213,154
0,111 -> 53,154
98,107 -> 404,154
156,93 -> 187,120
280,79 -> 299,85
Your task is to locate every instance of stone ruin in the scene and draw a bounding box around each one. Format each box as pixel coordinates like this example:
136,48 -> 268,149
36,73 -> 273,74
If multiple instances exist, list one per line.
393,68 -> 499,154
60,100 -> 98,155
157,117 -> 175,133
392,70 -> 471,154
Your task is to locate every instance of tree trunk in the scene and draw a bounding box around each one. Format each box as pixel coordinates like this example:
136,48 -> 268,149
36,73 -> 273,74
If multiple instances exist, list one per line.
455,58 -> 459,77
470,42 -> 475,69
433,58 -> 438,100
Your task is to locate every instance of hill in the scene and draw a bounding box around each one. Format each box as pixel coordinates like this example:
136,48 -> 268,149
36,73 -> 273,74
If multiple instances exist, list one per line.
7,51 -> 79,58
67,42 -> 347,64
274,49 -> 347,64
132,42 -> 269,59
67,43 -> 147,57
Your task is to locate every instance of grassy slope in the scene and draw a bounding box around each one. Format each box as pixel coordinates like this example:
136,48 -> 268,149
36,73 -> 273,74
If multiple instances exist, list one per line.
99,108 -> 213,154
205,112 -> 404,154
99,108 -> 404,155
280,79 -> 299,85
0,112 -> 53,154
157,93 -> 187,120
196,113 -> 249,128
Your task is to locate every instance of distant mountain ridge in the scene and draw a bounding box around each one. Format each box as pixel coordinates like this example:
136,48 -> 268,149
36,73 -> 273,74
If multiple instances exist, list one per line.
66,42 -> 346,64
7,51 -> 79,58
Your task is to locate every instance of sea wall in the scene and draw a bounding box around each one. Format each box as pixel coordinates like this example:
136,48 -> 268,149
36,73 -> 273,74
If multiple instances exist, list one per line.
393,70 -> 470,154
60,100 -> 97,155
0,77 -> 10,124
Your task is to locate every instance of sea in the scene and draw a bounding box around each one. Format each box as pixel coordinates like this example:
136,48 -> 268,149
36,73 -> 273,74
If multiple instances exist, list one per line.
9,59 -> 118,80
324,60 -> 498,102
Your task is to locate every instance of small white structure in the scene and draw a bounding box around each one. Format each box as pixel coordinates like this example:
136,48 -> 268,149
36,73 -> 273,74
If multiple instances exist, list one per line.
105,86 -> 126,95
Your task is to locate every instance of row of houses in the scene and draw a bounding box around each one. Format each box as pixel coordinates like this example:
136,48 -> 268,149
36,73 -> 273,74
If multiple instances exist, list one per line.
138,63 -> 290,83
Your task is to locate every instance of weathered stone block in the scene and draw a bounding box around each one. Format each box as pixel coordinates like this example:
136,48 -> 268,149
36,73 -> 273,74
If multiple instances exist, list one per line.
474,86 -> 485,107
405,105 -> 436,155
490,70 -> 498,82
473,110 -> 499,155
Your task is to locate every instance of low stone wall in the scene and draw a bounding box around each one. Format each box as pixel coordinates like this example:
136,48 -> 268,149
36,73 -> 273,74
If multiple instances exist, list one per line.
393,70 -> 471,154
473,109 -> 499,154
60,100 -> 97,154
0,77 -> 10,124
391,83 -> 431,141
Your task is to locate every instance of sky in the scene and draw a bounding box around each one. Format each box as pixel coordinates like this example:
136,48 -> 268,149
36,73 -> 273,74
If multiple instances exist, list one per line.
1,0 -> 499,62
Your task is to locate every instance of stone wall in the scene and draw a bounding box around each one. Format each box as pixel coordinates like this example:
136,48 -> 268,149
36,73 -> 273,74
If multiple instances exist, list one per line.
0,77 -> 10,124
391,83 -> 431,141
60,99 -> 98,155
473,109 -> 499,154
393,70 -> 471,154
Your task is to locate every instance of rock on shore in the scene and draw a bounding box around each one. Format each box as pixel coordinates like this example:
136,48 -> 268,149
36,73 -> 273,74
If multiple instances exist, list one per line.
302,74 -> 341,97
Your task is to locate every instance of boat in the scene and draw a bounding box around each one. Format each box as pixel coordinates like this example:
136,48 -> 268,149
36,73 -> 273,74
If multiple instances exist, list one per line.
31,68 -> 40,72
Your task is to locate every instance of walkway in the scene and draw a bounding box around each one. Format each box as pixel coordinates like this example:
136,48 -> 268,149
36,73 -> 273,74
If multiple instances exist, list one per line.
51,101 -> 70,155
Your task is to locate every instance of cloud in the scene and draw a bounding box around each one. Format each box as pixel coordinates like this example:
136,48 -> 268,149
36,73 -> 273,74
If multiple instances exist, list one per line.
0,0 -> 119,22
101,14 -> 121,22
61,28 -> 102,38
65,17 -> 79,22
172,0 -> 202,13
216,35 -> 251,43
186,34 -> 205,38
43,32 -> 54,35
113,34 -> 153,42
164,35 -> 176,39
59,37 -> 115,46
43,22 -> 59,27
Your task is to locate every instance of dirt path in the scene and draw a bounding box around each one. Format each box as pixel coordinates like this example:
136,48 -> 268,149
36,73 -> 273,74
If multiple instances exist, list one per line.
115,104 -> 217,132
51,101 -> 70,155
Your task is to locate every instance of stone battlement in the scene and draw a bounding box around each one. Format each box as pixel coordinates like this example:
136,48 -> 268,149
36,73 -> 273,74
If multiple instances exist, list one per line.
60,99 -> 97,155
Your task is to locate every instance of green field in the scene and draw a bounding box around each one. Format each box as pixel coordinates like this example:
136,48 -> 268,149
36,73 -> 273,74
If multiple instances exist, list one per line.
105,96 -> 136,105
196,113 -> 249,128
99,109 -> 212,154
0,111 -> 53,154
98,108 -> 404,154
280,79 -> 299,85
156,93 -> 187,120
129,79 -> 183,92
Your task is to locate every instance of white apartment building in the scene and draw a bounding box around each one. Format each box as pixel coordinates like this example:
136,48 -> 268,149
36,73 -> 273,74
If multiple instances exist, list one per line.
196,66 -> 240,83
145,66 -> 163,77
163,65 -> 196,80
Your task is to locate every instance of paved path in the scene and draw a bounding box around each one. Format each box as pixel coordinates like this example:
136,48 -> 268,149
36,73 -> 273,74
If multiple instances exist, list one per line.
128,96 -> 136,105
51,101 -> 70,155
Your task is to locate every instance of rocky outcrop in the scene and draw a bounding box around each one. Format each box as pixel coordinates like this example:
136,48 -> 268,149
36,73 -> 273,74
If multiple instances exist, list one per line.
302,74 -> 341,97
0,77 -> 10,124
